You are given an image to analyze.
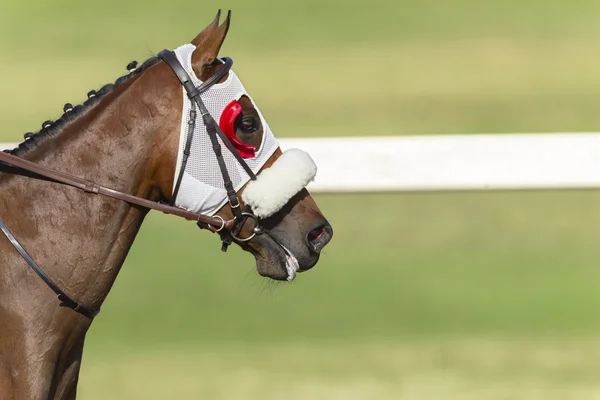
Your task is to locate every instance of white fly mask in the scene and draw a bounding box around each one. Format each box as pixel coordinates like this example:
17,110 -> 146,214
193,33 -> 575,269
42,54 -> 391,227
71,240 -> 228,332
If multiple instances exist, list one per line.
172,44 -> 317,218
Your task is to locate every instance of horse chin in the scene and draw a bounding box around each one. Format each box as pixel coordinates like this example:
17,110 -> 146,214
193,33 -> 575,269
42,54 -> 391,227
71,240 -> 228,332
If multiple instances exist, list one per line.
250,234 -> 316,281
253,241 -> 298,281
255,256 -> 293,281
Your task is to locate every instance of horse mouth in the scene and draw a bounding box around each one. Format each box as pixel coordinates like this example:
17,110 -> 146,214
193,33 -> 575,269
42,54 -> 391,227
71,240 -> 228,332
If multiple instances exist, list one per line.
263,240 -> 300,281
250,233 -> 309,281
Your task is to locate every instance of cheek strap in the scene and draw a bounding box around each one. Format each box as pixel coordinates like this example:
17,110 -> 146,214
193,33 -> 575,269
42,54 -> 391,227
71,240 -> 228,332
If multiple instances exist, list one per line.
242,149 -> 317,219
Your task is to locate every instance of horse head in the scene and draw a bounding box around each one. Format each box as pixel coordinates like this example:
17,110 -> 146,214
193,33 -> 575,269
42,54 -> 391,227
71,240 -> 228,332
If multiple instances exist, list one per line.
147,10 -> 334,280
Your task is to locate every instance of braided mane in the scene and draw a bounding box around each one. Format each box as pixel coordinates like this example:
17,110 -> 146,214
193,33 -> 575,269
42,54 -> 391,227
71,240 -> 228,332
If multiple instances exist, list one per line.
8,57 -> 161,157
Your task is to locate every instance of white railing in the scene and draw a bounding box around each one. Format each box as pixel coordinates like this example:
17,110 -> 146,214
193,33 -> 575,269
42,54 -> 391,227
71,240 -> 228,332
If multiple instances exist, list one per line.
5,133 -> 600,192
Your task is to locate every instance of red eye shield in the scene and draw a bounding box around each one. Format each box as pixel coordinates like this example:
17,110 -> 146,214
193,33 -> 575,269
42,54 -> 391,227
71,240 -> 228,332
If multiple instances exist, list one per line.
219,100 -> 256,159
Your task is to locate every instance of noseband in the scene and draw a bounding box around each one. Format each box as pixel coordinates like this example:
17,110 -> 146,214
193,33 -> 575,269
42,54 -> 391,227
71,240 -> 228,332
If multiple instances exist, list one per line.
0,49 -> 265,319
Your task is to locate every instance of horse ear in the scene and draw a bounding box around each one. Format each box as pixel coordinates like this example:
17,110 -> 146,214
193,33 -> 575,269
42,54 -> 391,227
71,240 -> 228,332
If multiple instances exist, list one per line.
191,10 -> 231,81
190,10 -> 221,46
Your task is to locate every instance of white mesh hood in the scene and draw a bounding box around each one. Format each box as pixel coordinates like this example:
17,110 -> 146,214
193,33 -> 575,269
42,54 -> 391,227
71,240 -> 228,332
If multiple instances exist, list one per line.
172,44 -> 279,215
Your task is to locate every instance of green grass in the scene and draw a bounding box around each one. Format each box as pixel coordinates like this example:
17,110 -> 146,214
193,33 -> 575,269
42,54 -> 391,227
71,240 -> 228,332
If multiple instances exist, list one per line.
79,191 -> 600,398
4,1 -> 600,398
91,192 -> 600,349
79,339 -> 600,400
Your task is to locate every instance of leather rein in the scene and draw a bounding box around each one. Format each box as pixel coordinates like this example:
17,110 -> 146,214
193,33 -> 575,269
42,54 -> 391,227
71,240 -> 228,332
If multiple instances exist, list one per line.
0,50 -> 263,319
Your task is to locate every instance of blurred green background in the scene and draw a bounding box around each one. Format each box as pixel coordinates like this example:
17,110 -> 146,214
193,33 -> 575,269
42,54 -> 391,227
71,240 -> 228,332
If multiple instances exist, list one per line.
4,1 -> 600,399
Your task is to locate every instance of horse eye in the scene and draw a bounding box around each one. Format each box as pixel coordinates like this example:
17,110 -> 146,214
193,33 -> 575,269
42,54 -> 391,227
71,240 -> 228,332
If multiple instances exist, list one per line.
240,117 -> 258,133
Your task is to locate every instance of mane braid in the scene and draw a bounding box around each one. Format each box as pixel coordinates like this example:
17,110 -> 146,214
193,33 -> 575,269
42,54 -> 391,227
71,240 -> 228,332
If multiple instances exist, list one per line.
8,57 -> 161,157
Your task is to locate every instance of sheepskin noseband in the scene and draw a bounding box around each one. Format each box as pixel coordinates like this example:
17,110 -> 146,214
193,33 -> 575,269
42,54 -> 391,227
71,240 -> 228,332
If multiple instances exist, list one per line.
242,149 -> 317,218
171,44 -> 316,218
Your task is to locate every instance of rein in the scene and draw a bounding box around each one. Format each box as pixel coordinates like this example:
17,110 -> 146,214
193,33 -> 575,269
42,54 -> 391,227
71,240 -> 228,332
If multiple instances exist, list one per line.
0,150 -> 234,231
0,219 -> 100,319
0,49 -> 265,319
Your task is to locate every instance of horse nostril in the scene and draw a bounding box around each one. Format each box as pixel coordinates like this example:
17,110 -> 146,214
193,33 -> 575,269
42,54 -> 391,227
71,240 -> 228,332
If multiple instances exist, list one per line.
307,222 -> 333,253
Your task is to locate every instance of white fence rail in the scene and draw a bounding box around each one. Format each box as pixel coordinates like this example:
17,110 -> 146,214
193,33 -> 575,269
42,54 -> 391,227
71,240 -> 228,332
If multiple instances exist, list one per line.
4,133 -> 600,192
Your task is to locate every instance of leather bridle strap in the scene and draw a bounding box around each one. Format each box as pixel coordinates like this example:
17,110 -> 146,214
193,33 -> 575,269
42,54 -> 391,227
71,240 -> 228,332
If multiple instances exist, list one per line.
157,51 -> 256,181
171,105 -> 196,205
0,219 -> 99,319
160,49 -> 223,205
157,50 -> 266,252
0,151 -> 234,232
157,50 -> 257,215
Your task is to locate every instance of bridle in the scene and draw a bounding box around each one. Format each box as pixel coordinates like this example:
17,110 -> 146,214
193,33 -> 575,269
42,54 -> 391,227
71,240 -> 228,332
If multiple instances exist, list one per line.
0,49 -> 265,319
157,50 -> 263,249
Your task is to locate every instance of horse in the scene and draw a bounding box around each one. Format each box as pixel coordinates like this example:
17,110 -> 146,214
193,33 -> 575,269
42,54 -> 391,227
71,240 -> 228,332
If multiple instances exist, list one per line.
0,10 -> 333,399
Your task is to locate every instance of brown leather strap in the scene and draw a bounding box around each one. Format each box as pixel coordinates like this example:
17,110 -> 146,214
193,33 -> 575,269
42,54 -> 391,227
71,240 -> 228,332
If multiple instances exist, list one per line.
0,218 -> 100,319
0,151 -> 234,233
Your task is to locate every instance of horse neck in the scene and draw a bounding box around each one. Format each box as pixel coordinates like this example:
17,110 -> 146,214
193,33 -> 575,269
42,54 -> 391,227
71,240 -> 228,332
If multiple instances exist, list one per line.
0,65 -> 181,398
0,73 -> 176,317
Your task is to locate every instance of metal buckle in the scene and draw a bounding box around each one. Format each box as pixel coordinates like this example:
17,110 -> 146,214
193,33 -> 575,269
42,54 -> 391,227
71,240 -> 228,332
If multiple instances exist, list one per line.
211,215 -> 226,233
230,212 -> 263,242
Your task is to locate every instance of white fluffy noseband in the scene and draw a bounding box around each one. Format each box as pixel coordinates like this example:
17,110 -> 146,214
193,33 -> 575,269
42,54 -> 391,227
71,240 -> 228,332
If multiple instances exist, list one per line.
242,149 -> 317,218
